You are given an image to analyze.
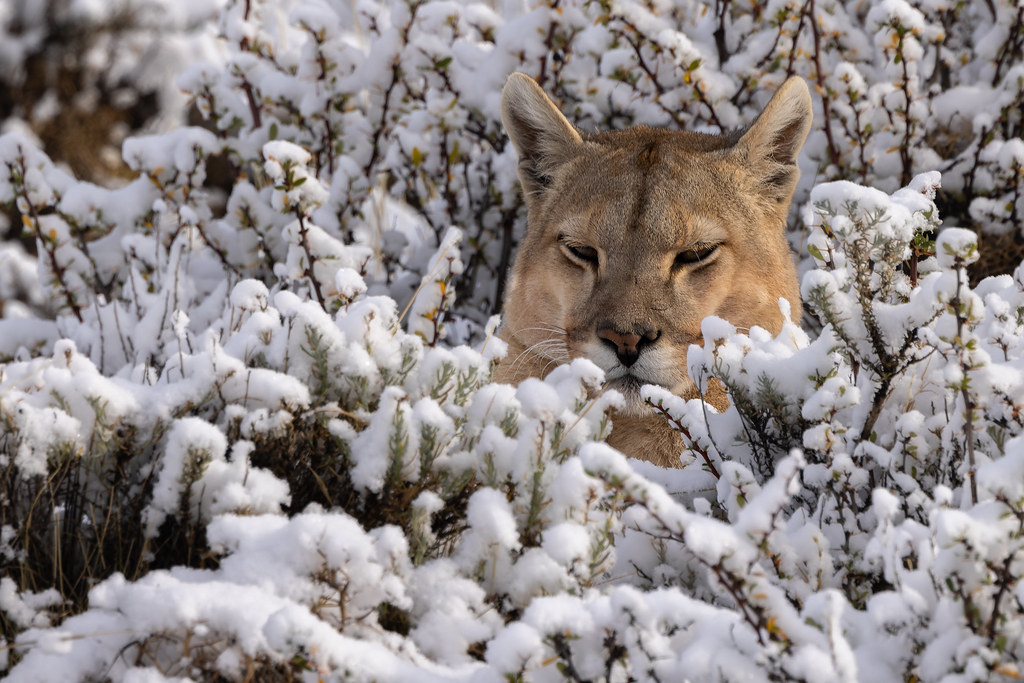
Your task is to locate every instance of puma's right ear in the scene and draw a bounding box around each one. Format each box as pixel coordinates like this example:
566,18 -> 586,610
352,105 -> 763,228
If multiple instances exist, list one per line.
501,73 -> 582,199
733,77 -> 813,205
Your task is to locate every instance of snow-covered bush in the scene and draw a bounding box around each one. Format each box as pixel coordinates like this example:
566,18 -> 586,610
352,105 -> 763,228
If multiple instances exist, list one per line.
4,0 -> 1024,681
4,0 -> 1024,323
151,0 -> 1024,322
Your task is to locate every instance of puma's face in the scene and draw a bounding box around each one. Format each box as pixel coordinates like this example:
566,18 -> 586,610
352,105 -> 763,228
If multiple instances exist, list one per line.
516,139 -> 800,408
497,74 -> 811,413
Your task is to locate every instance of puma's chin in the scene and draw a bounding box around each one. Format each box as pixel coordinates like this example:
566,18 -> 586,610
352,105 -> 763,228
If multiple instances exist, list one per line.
604,373 -> 697,417
604,375 -> 647,415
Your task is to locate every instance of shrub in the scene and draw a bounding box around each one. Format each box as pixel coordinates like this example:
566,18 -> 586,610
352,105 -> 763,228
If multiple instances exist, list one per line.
2,0 -> 1024,681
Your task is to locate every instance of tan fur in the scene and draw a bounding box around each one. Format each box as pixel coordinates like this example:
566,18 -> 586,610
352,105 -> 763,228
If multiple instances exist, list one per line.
496,74 -> 812,467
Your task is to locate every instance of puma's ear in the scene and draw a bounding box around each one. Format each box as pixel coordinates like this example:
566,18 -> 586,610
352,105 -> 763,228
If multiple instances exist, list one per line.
501,73 -> 582,199
734,77 -> 813,204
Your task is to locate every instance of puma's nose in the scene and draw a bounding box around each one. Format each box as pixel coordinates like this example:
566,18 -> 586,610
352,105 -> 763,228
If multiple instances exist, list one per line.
597,326 -> 660,367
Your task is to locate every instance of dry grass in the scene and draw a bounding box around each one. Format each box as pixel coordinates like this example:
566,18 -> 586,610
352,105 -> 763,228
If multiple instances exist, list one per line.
972,229 -> 1024,284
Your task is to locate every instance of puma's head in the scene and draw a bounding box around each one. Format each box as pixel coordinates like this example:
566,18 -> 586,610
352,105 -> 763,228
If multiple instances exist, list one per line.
496,74 -> 811,419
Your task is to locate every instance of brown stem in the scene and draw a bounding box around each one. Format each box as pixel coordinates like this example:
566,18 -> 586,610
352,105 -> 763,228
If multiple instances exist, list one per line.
809,0 -> 841,171
784,1 -> 809,79
951,261 -> 978,505
986,551 -> 1016,639
713,0 -> 729,67
295,208 -> 326,308
15,156 -> 83,322
536,0 -> 561,87
648,400 -> 721,479
493,209 -> 517,312
237,36 -> 263,131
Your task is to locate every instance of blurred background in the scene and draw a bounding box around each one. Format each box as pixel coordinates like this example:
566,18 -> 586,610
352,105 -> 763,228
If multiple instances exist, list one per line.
0,0 -> 225,317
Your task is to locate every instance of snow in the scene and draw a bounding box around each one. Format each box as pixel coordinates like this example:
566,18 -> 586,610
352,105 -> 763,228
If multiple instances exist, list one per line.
463,488 -> 521,552
936,227 -> 980,268
145,417 -> 229,534
4,0 -> 1024,680
334,267 -> 368,301
0,579 -> 61,630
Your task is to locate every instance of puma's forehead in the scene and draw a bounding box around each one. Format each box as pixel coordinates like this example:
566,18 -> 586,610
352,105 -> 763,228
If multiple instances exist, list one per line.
575,127 -> 737,178
540,133 -> 745,249
558,129 -> 745,205
583,125 -> 740,154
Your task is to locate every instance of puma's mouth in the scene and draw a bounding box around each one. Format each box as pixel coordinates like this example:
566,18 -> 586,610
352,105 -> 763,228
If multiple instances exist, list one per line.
604,365 -> 663,388
588,342 -> 688,412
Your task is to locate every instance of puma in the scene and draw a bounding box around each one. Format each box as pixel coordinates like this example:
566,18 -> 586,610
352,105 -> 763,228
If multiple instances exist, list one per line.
495,73 -> 812,467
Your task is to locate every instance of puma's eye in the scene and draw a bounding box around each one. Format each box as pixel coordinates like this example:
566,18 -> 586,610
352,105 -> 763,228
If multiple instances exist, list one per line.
560,240 -> 599,266
674,243 -> 719,268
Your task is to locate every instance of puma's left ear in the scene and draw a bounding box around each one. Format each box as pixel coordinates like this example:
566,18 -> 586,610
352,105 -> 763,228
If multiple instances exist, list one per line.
501,73 -> 583,201
734,77 -> 813,204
